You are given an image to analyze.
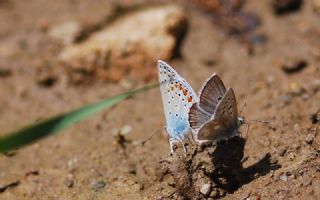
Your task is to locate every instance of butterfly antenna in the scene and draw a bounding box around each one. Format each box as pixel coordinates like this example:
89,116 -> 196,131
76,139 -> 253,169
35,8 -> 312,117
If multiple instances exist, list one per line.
141,126 -> 166,146
242,123 -> 250,140
249,119 -> 270,126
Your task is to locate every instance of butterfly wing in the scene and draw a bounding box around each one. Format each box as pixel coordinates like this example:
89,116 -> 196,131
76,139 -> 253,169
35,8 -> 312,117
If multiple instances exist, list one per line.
196,118 -> 236,141
158,60 -> 197,139
189,74 -> 226,130
189,104 -> 210,130
199,74 -> 226,114
212,87 -> 238,122
197,88 -> 239,141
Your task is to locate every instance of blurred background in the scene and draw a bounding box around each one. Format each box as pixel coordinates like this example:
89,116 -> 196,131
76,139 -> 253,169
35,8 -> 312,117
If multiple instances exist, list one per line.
0,0 -> 319,199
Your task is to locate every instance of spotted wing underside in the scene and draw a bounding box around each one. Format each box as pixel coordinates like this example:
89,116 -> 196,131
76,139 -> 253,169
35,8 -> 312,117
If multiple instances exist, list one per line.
158,60 -> 197,139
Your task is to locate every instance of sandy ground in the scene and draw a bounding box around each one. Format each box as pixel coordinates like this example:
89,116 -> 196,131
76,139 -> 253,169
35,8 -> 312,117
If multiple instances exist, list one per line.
0,0 -> 319,199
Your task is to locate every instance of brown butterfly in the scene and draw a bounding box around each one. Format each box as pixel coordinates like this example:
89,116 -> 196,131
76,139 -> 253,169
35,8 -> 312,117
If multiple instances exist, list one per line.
189,74 -> 245,142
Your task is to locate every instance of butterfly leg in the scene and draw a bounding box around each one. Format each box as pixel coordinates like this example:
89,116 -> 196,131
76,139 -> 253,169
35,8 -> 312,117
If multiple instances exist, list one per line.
177,137 -> 187,153
169,138 -> 175,155
188,130 -> 198,145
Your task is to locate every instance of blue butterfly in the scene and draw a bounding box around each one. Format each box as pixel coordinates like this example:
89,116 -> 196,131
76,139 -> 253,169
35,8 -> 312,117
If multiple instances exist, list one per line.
158,60 -> 197,153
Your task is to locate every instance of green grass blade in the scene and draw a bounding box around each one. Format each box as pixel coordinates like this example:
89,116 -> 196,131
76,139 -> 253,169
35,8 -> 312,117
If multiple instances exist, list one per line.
0,83 -> 159,152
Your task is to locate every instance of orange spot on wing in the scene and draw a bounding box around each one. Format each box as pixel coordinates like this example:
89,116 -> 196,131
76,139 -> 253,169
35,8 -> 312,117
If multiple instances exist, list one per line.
188,96 -> 193,102
183,89 -> 188,96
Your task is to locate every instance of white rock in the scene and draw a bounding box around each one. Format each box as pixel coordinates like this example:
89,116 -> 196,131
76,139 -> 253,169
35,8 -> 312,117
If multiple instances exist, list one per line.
58,4 -> 187,81
200,183 -> 212,196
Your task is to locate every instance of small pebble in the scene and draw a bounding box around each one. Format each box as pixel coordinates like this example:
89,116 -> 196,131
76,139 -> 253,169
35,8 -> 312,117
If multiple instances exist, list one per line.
120,125 -> 132,135
200,183 -> 211,196
64,174 -> 75,188
305,133 -> 315,144
210,188 -> 219,198
90,180 -> 106,192
288,82 -> 305,96
310,80 -> 320,93
269,170 -> 275,177
218,188 -> 226,197
279,173 -> 288,181
270,156 -> 278,164
218,177 -> 227,185
67,158 -> 78,171
288,152 -> 296,161
298,169 -> 304,175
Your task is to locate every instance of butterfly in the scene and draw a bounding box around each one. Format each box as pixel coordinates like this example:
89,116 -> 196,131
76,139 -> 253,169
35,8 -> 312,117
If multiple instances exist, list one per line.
188,74 -> 245,142
157,60 -> 198,153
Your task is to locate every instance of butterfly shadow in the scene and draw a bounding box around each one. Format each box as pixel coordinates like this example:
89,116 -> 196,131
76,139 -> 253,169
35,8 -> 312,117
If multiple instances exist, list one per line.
210,136 -> 281,193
